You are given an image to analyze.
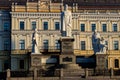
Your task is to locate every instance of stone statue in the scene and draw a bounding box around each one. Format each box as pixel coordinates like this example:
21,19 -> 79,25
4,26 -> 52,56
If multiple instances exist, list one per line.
61,4 -> 72,37
32,28 -> 41,54
99,37 -> 107,53
92,29 -> 107,54
92,29 -> 101,53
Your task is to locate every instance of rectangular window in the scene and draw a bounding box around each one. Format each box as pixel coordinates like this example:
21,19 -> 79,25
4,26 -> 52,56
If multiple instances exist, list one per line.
81,41 -> 86,50
4,22 -> 10,31
91,24 -> 96,31
102,24 -> 107,32
20,21 -> 24,30
43,40 -> 48,49
112,24 -> 117,32
43,22 -> 48,30
19,40 -> 25,50
114,41 -> 119,50
55,40 -> 60,49
55,22 -> 60,30
115,59 -> 119,68
80,24 -> 85,32
19,60 -> 24,69
4,40 -> 9,50
31,21 -> 36,30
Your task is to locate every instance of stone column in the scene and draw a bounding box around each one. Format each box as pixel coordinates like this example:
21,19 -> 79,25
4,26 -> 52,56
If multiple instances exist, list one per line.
7,69 -> 10,78
110,68 -> 114,77
86,20 -> 90,32
108,21 -> 112,32
108,36 -> 112,50
85,68 -> 88,78
98,21 -> 101,32
34,68 -> 37,78
86,36 -> 90,50
60,68 -> 63,77
76,18 -> 78,30
26,18 -> 30,30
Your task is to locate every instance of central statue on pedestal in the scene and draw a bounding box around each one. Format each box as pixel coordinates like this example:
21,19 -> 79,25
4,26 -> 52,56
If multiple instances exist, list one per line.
32,28 -> 41,54
61,4 -> 72,37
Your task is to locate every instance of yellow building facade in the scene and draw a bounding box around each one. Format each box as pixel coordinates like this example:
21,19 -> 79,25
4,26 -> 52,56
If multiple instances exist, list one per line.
9,0 -> 120,71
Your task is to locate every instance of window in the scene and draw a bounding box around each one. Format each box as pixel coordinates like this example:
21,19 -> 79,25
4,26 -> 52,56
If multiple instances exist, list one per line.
19,60 -> 24,69
4,22 -> 10,31
31,21 -> 36,30
20,21 -> 24,30
112,24 -> 117,32
43,22 -> 48,30
4,40 -> 9,50
43,40 -> 48,49
114,41 -> 119,50
19,40 -> 25,50
102,24 -> 107,32
55,40 -> 60,49
115,59 -> 119,68
91,24 -> 96,31
80,24 -> 85,32
81,41 -> 86,50
55,22 -> 60,30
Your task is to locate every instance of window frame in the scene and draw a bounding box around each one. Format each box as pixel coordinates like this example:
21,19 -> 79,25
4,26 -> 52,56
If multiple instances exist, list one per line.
113,41 -> 119,50
112,23 -> 117,32
55,22 -> 60,30
19,21 -> 25,30
31,21 -> 36,30
19,40 -> 25,50
91,23 -> 96,31
80,23 -> 85,32
102,24 -> 107,32
81,41 -> 86,50
43,21 -> 48,30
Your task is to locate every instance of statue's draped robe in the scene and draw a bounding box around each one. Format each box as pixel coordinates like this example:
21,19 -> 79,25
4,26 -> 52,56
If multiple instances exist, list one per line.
62,10 -> 72,37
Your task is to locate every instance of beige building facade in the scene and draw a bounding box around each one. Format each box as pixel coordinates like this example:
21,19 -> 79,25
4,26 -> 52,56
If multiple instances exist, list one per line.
0,0 -> 120,72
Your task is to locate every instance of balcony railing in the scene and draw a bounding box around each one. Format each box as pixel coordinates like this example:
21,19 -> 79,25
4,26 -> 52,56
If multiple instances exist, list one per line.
11,46 -> 60,54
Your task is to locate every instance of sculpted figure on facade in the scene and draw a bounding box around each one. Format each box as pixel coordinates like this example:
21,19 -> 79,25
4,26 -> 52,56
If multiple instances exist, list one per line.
61,4 -> 72,37
92,29 -> 107,54
92,29 -> 101,53
99,37 -> 107,53
32,28 -> 41,54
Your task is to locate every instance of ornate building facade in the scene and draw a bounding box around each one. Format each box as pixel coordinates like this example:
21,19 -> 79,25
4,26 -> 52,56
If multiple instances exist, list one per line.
0,0 -> 120,73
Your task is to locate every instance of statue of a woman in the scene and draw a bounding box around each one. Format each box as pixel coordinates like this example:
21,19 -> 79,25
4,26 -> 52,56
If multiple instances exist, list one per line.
32,28 -> 41,54
92,29 -> 101,53
99,37 -> 107,53
61,4 -> 72,37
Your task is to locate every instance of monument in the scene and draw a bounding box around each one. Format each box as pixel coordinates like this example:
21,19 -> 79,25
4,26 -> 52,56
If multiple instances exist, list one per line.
32,28 -> 41,54
61,4 -> 72,37
31,28 -> 42,69
92,29 -> 108,70
60,4 -> 81,71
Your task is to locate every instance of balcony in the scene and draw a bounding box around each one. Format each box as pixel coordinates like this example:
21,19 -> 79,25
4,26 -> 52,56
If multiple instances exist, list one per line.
11,46 -> 60,54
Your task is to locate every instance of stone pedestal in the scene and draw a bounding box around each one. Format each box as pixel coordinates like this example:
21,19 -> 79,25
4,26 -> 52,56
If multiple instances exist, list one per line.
59,37 -> 82,71
31,54 -> 42,69
60,37 -> 74,54
96,53 -> 107,70
59,37 -> 75,65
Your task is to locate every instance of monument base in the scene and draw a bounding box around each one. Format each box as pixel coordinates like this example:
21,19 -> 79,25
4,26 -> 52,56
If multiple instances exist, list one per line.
96,52 -> 108,70
30,53 -> 42,70
60,37 -> 74,54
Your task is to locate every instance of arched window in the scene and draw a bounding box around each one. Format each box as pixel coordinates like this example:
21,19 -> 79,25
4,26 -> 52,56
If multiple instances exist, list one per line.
114,59 -> 119,68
